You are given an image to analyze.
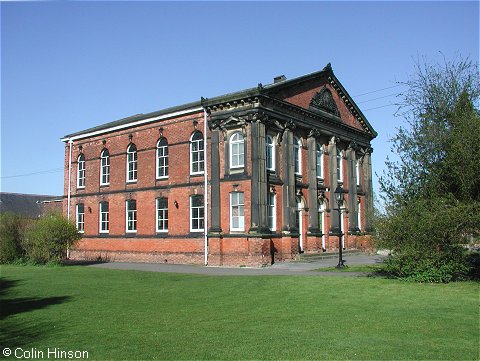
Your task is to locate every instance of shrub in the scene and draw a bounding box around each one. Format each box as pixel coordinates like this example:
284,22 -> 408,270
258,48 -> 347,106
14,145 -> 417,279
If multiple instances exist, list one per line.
376,197 -> 480,282
0,213 -> 28,263
22,213 -> 81,264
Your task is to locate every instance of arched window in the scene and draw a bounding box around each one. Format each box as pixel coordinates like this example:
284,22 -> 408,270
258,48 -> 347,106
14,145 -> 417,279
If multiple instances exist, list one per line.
229,132 -> 245,169
267,191 -> 276,231
336,147 -> 343,182
357,199 -> 362,231
126,199 -> 137,232
156,197 -> 168,232
126,144 -> 137,182
157,138 -> 168,179
99,201 -> 109,233
77,154 -> 85,188
266,135 -> 275,171
190,132 -> 204,175
294,137 -> 302,175
355,159 -> 360,186
190,195 -> 204,232
230,192 -> 245,231
76,203 -> 85,233
316,143 -> 323,179
100,149 -> 110,185
319,203 -> 326,250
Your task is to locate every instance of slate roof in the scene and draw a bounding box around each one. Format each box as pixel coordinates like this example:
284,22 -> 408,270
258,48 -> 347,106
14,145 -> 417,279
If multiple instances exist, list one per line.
62,64 -> 377,140
0,193 -> 62,218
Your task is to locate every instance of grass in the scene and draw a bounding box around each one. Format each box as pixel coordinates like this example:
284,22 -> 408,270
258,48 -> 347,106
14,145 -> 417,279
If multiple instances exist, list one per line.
315,264 -> 385,273
1,265 -> 479,360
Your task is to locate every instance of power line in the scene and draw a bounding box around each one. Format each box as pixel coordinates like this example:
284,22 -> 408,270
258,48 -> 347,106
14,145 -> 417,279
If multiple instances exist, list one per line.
357,92 -> 401,104
363,103 -> 397,112
354,84 -> 404,97
1,168 -> 64,179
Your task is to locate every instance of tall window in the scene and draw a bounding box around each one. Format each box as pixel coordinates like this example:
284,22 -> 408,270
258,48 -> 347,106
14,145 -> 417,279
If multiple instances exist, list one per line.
77,154 -> 85,188
319,203 -> 326,250
294,137 -> 302,175
156,198 -> 168,233
357,199 -> 362,230
190,132 -> 204,174
336,148 -> 343,182
318,204 -> 325,234
190,195 -> 204,232
100,149 -> 110,185
266,135 -> 275,171
157,138 -> 168,179
229,132 -> 245,169
355,159 -> 360,186
267,192 -> 276,231
126,200 -> 137,232
99,202 -> 109,233
316,143 -> 324,179
76,204 -> 84,233
230,192 -> 245,231
126,144 -> 137,182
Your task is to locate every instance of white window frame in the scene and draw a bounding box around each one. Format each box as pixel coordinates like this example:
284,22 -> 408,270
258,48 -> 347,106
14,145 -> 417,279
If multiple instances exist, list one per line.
126,144 -> 137,183
100,149 -> 110,186
267,192 -> 276,231
190,132 -> 204,175
77,154 -> 85,188
294,137 -> 302,175
190,195 -> 204,232
126,200 -> 137,233
319,203 -> 326,249
229,132 -> 245,169
230,192 -> 245,231
99,202 -> 109,234
76,203 -> 85,233
266,134 -> 275,172
156,198 -> 168,233
316,143 -> 324,179
357,199 -> 362,230
156,138 -> 168,179
337,148 -> 343,183
355,159 -> 360,186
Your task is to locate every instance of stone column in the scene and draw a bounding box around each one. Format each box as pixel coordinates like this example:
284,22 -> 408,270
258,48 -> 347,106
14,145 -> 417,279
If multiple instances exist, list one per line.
328,137 -> 340,235
250,120 -> 269,234
307,130 -> 320,235
363,148 -> 374,232
347,144 -> 358,232
282,126 -> 297,233
209,129 -> 222,233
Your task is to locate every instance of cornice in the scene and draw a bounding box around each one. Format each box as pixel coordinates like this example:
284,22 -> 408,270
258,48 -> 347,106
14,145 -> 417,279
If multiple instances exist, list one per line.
327,75 -> 377,137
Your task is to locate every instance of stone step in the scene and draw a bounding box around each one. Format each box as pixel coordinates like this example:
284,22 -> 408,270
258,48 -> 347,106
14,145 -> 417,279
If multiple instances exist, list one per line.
298,249 -> 364,262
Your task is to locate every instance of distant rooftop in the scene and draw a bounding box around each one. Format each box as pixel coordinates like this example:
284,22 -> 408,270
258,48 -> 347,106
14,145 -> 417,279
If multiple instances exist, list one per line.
0,192 -> 62,218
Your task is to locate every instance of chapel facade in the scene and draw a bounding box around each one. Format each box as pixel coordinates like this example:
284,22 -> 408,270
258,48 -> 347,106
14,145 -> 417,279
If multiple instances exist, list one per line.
62,64 -> 377,266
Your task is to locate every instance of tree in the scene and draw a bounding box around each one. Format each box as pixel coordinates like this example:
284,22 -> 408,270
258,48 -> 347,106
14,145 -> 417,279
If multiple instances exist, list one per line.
380,56 -> 480,206
22,213 -> 81,264
377,56 -> 480,282
0,213 -> 25,263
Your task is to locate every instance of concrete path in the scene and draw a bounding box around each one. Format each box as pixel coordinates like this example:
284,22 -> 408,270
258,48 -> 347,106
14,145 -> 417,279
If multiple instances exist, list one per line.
89,253 -> 386,276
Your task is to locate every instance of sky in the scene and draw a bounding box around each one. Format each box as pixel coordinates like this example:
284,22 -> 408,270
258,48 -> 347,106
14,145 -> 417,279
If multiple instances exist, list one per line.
1,1 -> 479,198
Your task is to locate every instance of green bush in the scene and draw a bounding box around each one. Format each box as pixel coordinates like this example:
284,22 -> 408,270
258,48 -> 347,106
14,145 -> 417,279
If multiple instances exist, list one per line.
22,213 -> 81,264
0,213 -> 25,263
376,197 -> 480,282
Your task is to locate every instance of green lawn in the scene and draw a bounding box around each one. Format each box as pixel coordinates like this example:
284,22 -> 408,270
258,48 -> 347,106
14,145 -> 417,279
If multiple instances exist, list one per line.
315,264 -> 385,273
1,265 -> 478,360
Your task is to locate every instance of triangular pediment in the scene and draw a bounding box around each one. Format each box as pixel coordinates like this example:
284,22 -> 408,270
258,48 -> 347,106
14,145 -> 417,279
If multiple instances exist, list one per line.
309,86 -> 340,117
262,64 -> 377,137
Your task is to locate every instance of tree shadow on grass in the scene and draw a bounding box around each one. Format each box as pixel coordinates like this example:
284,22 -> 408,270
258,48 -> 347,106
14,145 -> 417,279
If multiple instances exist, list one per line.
0,277 -> 71,347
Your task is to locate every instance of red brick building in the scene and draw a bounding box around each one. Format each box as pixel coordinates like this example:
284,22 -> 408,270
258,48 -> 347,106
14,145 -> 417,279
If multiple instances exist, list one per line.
62,64 -> 377,266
